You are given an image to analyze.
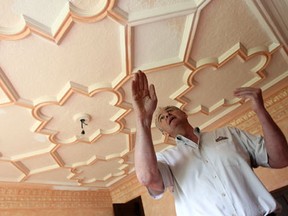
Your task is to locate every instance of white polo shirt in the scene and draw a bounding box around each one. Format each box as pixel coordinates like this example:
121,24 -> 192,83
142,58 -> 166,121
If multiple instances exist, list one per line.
150,127 -> 280,216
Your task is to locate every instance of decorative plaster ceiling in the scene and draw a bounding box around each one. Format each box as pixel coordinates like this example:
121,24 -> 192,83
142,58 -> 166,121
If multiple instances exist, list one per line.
0,0 -> 287,190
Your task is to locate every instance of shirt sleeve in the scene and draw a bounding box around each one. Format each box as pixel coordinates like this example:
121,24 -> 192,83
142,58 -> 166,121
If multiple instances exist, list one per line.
228,127 -> 270,168
147,157 -> 174,199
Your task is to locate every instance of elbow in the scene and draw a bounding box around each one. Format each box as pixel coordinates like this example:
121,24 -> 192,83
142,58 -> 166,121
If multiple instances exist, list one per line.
279,159 -> 288,168
137,173 -> 155,187
136,170 -> 161,187
279,153 -> 288,168
272,163 -> 288,169
268,146 -> 288,168
269,158 -> 288,169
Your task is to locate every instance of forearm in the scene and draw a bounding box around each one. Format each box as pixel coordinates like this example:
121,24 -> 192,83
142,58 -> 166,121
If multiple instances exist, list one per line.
134,118 -> 163,189
256,107 -> 288,168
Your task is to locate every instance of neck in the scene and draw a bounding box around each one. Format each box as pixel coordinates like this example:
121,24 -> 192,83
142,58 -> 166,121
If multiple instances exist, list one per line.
171,122 -> 198,143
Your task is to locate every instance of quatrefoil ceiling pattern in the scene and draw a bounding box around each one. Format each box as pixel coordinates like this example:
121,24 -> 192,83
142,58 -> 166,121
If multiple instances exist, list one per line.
0,0 -> 287,189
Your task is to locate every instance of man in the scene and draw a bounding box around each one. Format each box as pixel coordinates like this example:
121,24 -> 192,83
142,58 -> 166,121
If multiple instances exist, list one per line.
131,70 -> 288,216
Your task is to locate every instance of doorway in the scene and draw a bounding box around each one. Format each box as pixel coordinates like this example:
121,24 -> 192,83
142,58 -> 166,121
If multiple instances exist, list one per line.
113,196 -> 145,216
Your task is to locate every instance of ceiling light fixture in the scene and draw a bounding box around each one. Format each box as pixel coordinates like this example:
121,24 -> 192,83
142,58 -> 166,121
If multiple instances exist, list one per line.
80,118 -> 88,135
73,113 -> 91,135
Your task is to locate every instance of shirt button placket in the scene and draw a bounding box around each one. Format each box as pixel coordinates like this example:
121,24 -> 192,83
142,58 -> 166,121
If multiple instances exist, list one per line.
202,153 -> 237,216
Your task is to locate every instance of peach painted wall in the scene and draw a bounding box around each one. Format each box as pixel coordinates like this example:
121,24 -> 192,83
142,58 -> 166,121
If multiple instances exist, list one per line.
141,190 -> 176,216
0,184 -> 114,216
245,106 -> 288,192
254,112 -> 288,191
110,174 -> 176,216
0,209 -> 113,216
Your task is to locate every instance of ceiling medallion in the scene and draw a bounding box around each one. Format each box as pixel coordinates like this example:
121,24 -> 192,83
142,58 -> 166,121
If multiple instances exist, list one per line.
73,113 -> 91,135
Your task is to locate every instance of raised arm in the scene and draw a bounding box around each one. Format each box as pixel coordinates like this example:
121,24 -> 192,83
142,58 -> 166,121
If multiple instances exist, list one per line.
234,87 -> 288,168
131,70 -> 164,193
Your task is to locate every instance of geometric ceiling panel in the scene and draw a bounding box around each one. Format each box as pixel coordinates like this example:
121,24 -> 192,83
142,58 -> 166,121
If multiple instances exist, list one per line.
189,0 -> 278,61
187,47 -> 288,129
20,153 -> 59,175
248,0 -> 288,51
69,158 -> 128,185
0,89 -> 10,105
0,18 -> 124,102
0,88 -> 12,105
0,0 -> 24,33
116,0 -> 199,15
25,168 -> 79,186
0,0 -> 287,191
34,89 -> 127,144
0,67 -> 19,105
0,106 -> 54,160
132,15 -> 187,70
12,0 -> 68,36
55,133 -> 130,168
258,49 -> 288,90
0,161 -> 25,182
184,50 -> 268,115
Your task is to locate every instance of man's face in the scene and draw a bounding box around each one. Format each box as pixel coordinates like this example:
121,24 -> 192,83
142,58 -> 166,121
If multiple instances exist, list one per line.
156,106 -> 187,135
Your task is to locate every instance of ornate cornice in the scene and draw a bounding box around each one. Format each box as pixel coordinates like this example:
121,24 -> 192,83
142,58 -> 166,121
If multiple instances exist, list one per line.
0,185 -> 112,209
228,86 -> 288,134
110,174 -> 146,203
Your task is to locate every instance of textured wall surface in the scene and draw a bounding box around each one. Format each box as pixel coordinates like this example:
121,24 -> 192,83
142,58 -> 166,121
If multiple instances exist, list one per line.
0,184 -> 114,216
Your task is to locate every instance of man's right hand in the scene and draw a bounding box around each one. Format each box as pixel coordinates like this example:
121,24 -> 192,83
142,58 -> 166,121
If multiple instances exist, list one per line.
131,70 -> 158,120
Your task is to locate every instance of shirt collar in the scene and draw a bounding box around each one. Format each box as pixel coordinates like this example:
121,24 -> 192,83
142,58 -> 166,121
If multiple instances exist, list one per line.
175,127 -> 201,148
